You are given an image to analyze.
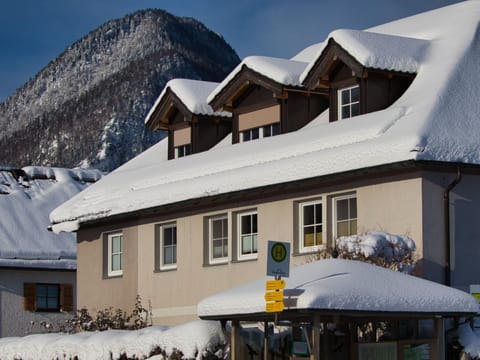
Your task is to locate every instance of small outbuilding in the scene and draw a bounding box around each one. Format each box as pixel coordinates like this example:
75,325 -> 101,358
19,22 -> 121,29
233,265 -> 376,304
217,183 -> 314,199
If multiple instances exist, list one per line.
198,259 -> 479,360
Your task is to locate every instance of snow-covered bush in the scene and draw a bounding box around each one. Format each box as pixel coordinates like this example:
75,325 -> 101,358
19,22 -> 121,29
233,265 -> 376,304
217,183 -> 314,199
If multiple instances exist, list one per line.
317,231 -> 417,274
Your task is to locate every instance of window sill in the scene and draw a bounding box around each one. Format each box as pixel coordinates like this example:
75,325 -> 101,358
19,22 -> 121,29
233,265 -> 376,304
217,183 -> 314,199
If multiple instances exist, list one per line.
154,266 -> 177,273
203,260 -> 229,267
104,274 -> 123,279
231,256 -> 258,264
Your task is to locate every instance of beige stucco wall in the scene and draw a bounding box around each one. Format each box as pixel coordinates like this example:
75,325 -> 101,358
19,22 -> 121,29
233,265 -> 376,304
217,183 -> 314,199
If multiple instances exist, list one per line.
77,224 -> 139,312
130,173 -> 425,325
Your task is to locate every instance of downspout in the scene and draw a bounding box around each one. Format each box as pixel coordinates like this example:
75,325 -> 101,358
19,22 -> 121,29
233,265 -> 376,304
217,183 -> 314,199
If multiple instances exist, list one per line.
444,167 -> 462,286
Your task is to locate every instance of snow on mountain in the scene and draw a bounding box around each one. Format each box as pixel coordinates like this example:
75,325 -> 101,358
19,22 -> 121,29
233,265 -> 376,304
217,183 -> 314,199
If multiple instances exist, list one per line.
0,9 -> 239,172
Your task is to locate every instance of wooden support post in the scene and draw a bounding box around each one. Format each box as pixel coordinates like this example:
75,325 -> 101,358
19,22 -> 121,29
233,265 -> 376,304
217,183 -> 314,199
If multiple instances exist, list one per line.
264,321 -> 269,360
435,317 -> 445,360
310,315 -> 321,360
231,320 -> 240,360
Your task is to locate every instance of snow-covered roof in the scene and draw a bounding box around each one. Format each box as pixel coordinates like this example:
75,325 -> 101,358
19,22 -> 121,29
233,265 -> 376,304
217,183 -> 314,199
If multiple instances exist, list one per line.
300,29 -> 429,82
0,166 -> 101,269
144,79 -> 231,125
198,259 -> 479,318
51,1 -> 480,229
207,56 -> 308,104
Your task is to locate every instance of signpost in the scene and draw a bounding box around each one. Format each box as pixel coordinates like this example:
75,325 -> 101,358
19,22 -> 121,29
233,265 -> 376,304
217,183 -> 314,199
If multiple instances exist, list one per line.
265,241 -> 290,313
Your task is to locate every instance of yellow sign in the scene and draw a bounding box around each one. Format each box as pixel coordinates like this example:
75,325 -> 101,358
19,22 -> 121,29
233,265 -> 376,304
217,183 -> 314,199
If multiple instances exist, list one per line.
266,301 -> 285,313
264,290 -> 284,302
266,279 -> 285,291
472,293 -> 480,302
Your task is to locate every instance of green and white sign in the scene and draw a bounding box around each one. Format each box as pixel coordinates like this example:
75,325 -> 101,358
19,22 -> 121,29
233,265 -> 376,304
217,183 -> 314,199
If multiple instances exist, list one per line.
267,240 -> 290,278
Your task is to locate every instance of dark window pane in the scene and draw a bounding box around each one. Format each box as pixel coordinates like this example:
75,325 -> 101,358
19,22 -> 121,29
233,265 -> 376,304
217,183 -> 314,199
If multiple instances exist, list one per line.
303,204 -> 314,226
341,89 -> 350,104
47,298 -> 58,309
48,285 -> 59,297
212,219 -> 223,238
315,204 -> 322,224
272,123 -> 280,136
263,125 -> 271,137
243,131 -> 251,142
37,297 -> 47,309
351,86 -> 360,102
37,285 -> 47,297
251,128 -> 259,139
252,214 -> 257,233
342,106 -> 350,119
350,198 -> 357,218
337,199 -> 349,221
351,102 -> 360,117
241,215 -> 251,234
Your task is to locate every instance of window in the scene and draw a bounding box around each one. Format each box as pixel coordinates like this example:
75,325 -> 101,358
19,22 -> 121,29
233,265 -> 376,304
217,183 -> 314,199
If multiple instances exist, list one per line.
238,211 -> 258,260
240,122 -> 280,142
24,283 -> 73,312
338,85 -> 360,119
108,233 -> 123,277
299,199 -> 323,252
175,144 -> 191,158
262,123 -> 280,138
334,194 -> 357,238
209,215 -> 229,264
156,223 -> 177,270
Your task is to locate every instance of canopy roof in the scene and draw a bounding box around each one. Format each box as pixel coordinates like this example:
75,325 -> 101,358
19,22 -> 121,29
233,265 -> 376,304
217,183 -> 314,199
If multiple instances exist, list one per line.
198,259 -> 479,320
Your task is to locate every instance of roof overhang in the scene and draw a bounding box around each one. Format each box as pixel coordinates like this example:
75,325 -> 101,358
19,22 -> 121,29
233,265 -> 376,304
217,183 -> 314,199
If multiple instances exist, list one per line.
72,160 -> 480,231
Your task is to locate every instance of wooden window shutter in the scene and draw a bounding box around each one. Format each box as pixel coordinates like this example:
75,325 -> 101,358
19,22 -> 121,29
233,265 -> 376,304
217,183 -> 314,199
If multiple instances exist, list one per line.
60,284 -> 74,312
24,283 -> 36,311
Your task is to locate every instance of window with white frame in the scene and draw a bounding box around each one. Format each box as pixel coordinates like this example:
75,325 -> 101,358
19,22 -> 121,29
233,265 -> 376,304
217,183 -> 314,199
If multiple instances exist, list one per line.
107,233 -> 123,277
209,215 -> 229,263
338,85 -> 360,119
175,144 -> 191,158
156,223 -> 177,270
237,211 -> 258,260
240,122 -> 280,142
334,194 -> 357,238
299,199 -> 323,252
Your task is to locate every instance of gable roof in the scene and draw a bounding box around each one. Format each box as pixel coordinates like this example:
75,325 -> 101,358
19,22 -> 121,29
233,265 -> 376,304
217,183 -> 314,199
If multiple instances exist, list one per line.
207,56 -> 308,109
50,1 -> 480,230
0,166 -> 101,269
300,29 -> 429,87
198,259 -> 479,319
145,79 -> 231,129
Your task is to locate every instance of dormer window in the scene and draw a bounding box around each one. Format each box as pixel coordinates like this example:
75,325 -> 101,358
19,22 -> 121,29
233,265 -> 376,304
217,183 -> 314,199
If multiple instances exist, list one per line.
175,144 -> 191,158
173,127 -> 191,159
240,122 -> 280,142
338,85 -> 360,119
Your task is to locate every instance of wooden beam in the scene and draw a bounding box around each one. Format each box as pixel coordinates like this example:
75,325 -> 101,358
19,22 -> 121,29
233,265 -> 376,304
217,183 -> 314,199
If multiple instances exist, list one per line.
264,321 -> 269,360
310,315 -> 321,360
231,320 -> 240,360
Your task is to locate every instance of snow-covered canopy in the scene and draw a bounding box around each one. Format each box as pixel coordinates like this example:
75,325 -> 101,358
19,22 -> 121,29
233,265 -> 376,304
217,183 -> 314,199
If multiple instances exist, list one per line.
198,259 -> 479,318
145,79 -> 231,125
0,166 -> 101,269
51,1 -> 480,229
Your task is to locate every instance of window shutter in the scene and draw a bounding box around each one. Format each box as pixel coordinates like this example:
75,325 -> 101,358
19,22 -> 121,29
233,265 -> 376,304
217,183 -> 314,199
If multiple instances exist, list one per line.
24,283 -> 36,311
60,284 -> 74,312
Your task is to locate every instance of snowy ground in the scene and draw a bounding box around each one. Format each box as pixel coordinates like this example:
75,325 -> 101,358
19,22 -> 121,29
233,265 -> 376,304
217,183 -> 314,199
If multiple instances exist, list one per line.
0,320 -> 227,360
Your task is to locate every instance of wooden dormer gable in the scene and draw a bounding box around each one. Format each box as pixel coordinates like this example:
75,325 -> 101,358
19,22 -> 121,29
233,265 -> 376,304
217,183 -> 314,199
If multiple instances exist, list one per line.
146,86 -> 232,160
146,88 -> 193,132
302,38 -> 416,122
209,65 -> 285,112
209,65 -> 328,144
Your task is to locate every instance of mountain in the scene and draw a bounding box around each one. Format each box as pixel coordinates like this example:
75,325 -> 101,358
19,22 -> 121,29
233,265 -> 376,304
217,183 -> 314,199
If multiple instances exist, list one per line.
0,9 -> 239,172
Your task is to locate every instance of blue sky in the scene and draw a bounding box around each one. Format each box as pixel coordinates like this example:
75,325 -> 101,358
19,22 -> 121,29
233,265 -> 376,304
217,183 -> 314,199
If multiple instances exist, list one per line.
0,0 -> 463,101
